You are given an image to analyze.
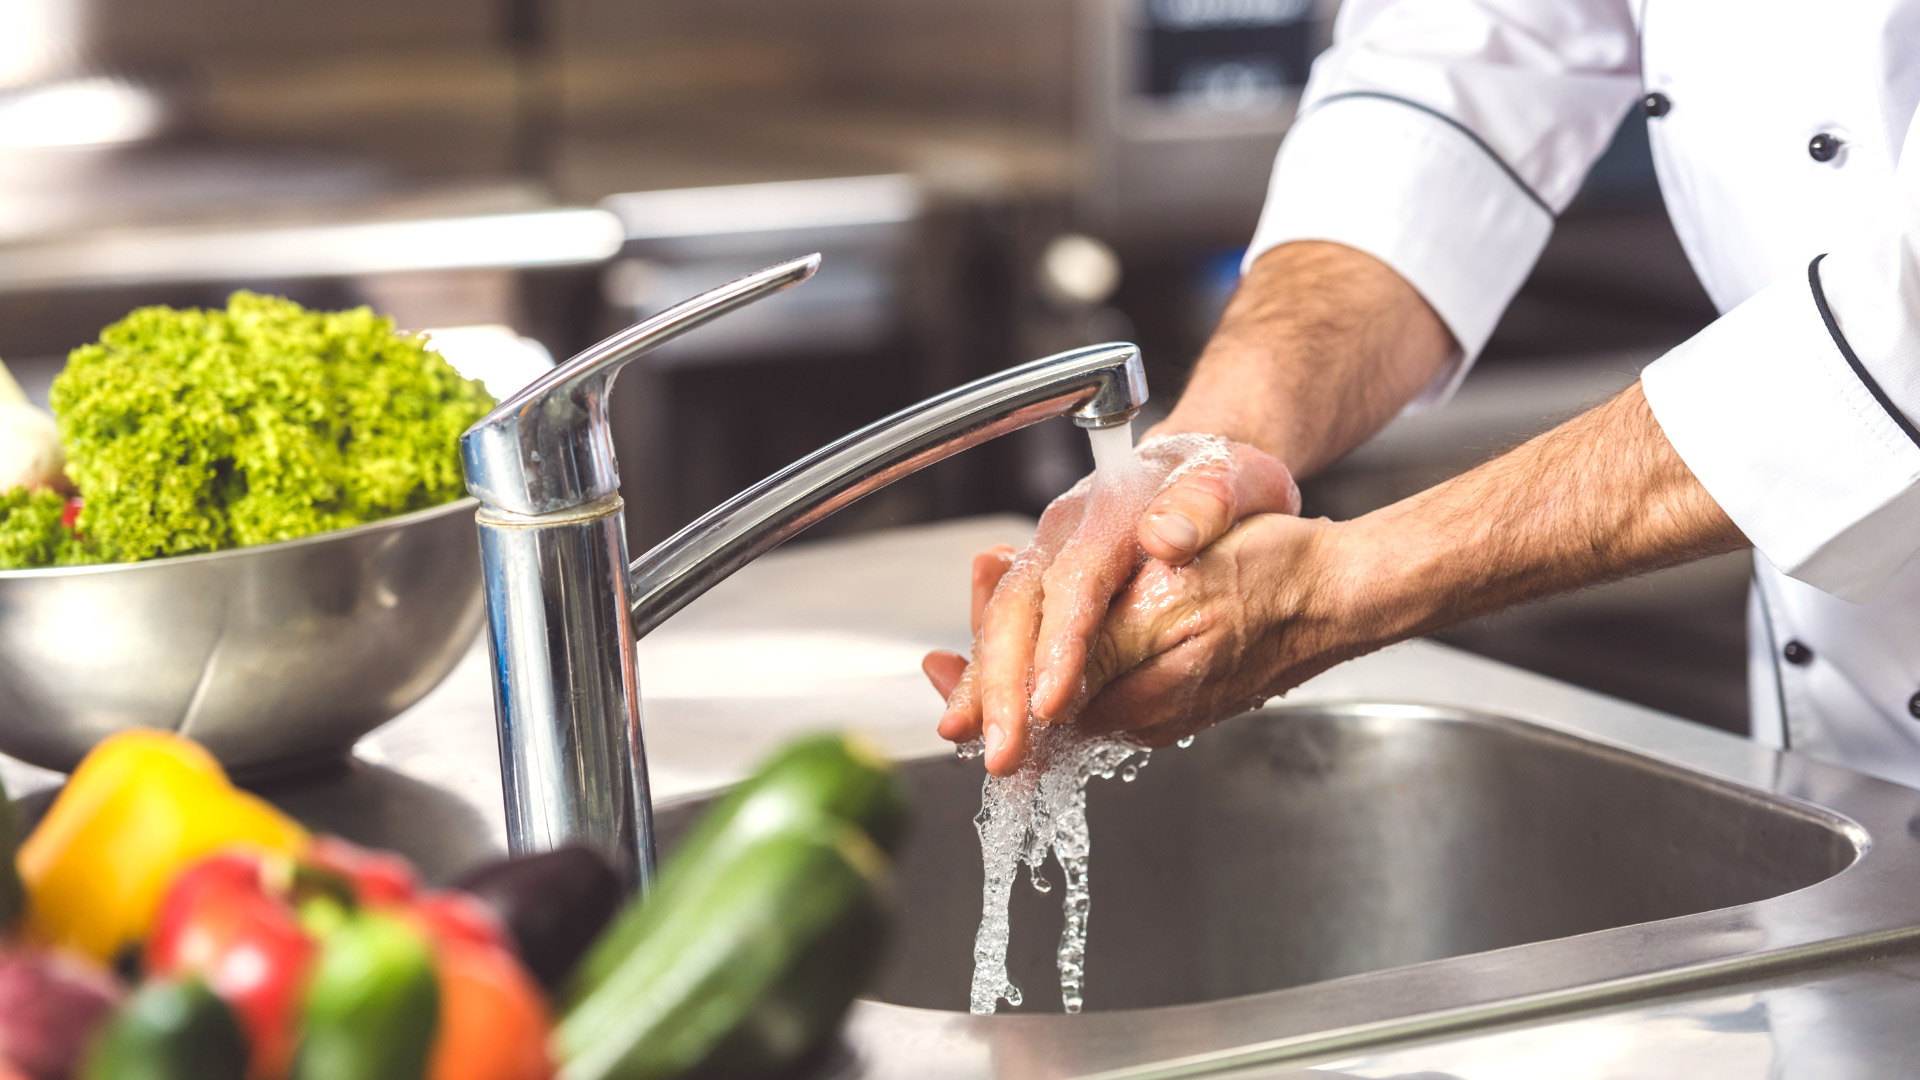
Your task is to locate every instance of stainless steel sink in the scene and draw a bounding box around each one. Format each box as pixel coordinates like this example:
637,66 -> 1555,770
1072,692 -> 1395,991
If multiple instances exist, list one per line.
651,700 -> 1920,1079
657,702 -> 1857,1013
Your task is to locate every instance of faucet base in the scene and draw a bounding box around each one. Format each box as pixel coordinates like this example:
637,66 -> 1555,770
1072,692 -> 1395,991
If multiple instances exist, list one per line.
476,494 -> 655,890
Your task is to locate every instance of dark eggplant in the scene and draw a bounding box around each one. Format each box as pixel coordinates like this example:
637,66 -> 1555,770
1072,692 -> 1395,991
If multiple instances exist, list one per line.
452,845 -> 621,991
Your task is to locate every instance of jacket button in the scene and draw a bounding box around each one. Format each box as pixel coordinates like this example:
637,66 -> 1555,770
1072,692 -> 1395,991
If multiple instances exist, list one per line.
1783,640 -> 1814,665
1642,92 -> 1672,118
1809,133 -> 1843,162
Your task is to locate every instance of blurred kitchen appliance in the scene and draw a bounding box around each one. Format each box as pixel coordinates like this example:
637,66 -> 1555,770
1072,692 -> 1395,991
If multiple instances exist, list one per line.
599,176 -> 920,367
1078,0 -> 1320,244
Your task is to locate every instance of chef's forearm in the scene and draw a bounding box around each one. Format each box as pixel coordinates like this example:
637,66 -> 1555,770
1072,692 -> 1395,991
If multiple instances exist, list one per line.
1322,382 -> 1748,649
1152,241 -> 1457,478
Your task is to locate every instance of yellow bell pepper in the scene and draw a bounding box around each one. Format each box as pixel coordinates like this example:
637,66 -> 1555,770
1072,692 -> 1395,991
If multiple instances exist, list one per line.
18,729 -> 308,961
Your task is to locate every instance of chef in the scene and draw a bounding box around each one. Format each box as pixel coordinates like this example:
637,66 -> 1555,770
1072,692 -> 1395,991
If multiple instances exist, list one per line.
922,0 -> 1920,785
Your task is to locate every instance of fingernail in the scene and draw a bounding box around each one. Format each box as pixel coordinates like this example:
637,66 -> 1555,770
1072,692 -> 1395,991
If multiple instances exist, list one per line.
984,725 -> 1005,756
1147,512 -> 1199,551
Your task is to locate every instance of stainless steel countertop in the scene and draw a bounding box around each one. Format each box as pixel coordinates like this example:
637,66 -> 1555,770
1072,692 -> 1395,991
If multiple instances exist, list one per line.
1245,956 -> 1920,1080
7,514 -> 1920,1078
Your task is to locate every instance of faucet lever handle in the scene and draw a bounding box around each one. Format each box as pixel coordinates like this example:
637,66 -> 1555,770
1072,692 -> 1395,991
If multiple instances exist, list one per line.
461,253 -> 822,516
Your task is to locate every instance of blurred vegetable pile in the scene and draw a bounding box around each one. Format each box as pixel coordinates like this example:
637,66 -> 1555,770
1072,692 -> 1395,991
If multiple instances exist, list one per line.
0,293 -> 497,569
0,730 -> 902,1080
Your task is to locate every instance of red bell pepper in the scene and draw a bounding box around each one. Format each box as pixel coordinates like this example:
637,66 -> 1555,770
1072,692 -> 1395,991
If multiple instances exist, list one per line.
145,853 -> 315,1080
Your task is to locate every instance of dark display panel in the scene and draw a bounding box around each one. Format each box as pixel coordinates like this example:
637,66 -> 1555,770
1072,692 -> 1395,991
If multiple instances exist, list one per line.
1139,0 -> 1313,106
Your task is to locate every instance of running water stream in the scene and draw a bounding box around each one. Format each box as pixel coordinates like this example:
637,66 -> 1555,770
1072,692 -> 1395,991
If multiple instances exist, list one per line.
966,421 -> 1155,1015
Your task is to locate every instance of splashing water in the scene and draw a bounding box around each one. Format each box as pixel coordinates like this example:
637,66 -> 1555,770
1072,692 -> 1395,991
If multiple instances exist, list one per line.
969,725 -> 1148,1014
969,418 -> 1160,1016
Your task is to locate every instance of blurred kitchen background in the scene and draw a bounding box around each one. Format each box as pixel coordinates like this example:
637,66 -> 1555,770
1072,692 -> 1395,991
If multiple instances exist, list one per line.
0,0 -> 1742,732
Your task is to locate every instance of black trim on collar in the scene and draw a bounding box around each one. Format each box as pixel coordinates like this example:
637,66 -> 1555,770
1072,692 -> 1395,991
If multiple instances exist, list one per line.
1808,254 -> 1920,450
1311,90 -> 1555,218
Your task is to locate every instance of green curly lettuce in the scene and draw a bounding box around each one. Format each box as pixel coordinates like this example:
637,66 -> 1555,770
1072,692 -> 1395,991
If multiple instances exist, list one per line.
0,488 -> 100,569
39,292 -> 495,564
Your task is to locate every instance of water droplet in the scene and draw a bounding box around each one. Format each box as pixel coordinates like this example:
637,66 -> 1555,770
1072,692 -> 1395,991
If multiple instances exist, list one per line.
1120,764 -> 1138,782
1177,734 -> 1195,748
1031,867 -> 1052,893
956,737 -> 984,760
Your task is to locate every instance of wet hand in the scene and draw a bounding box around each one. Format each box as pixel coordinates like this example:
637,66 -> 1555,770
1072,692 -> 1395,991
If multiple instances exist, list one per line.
1064,511 -> 1363,748
923,434 -> 1298,776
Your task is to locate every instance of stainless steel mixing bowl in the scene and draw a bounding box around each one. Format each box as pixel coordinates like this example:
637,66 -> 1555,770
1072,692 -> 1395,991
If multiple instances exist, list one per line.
0,498 -> 484,774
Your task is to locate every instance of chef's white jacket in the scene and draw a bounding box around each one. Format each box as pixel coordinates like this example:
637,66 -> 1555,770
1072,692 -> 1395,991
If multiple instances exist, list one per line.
1244,0 -> 1920,783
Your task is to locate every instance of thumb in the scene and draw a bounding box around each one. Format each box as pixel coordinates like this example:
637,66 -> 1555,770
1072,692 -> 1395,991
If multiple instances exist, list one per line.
1140,446 -> 1297,565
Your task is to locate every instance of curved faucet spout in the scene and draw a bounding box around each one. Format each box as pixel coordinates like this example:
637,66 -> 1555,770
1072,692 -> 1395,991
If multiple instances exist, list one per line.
463,254 -> 820,517
627,341 -> 1148,638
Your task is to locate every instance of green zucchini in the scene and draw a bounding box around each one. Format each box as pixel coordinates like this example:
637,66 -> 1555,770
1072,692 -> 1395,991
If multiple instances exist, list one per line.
679,732 -> 909,860
556,814 -> 893,1080
568,732 -> 907,1002
291,911 -> 439,1080
81,979 -> 246,1080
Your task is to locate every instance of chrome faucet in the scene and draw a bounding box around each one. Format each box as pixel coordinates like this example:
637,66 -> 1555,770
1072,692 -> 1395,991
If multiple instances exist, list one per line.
460,254 -> 1148,887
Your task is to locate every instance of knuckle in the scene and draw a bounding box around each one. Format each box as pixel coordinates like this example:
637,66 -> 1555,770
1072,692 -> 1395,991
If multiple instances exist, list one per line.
1040,559 -> 1078,594
992,563 -> 1041,605
1041,550 -> 1099,595
1087,630 -> 1125,684
1175,470 -> 1236,513
1153,477 -> 1232,528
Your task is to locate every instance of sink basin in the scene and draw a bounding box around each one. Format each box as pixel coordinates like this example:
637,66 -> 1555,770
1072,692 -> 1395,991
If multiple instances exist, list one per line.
656,702 -> 1860,1015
